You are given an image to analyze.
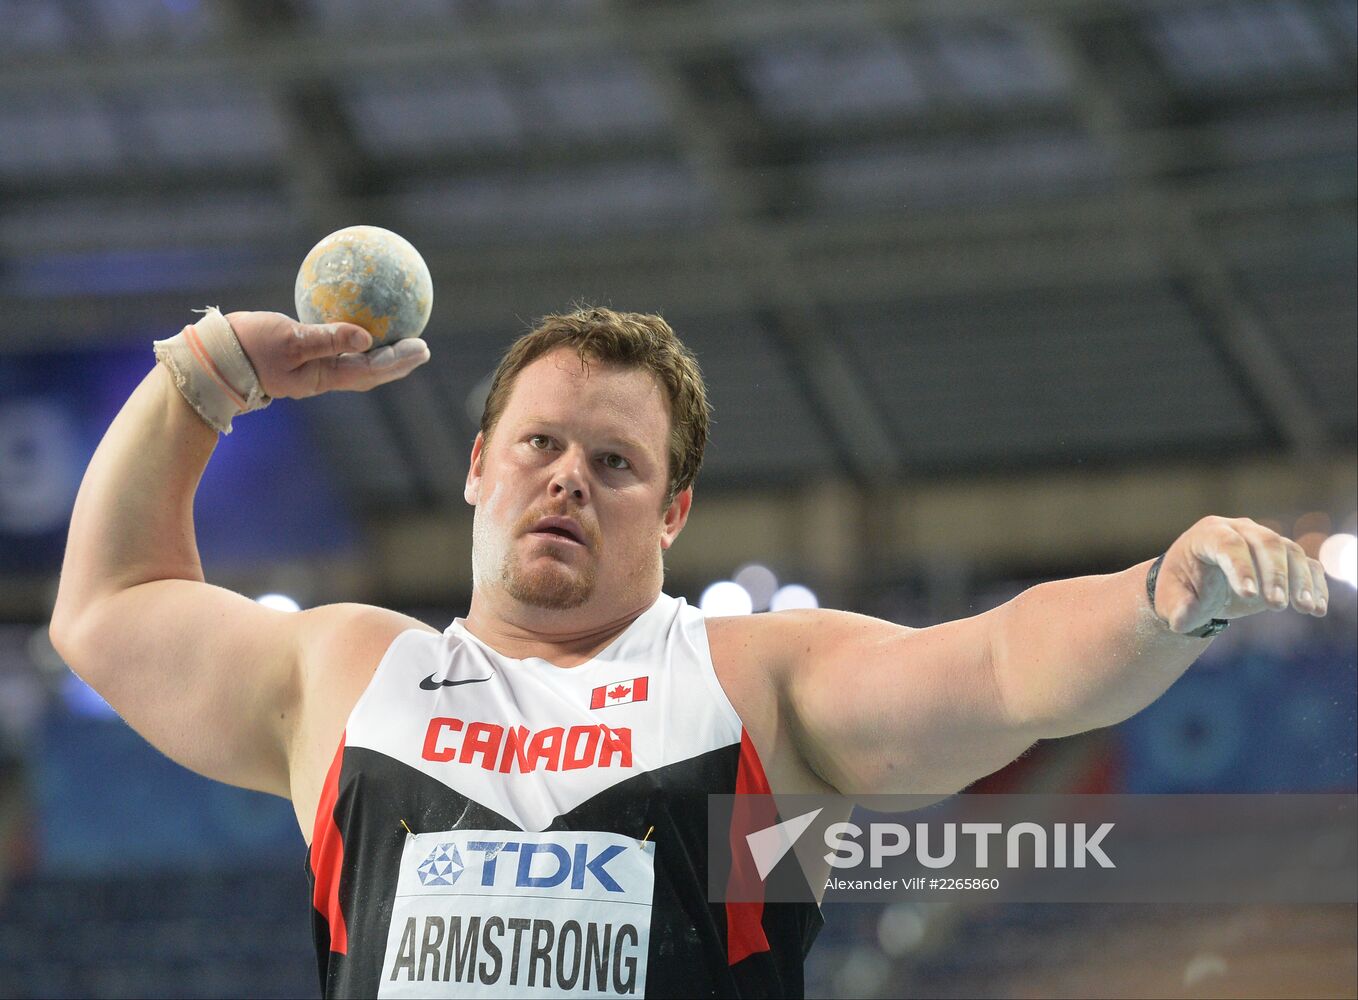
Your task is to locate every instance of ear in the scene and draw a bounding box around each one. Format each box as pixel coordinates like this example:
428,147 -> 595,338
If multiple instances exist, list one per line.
464,432 -> 485,506
659,487 -> 693,551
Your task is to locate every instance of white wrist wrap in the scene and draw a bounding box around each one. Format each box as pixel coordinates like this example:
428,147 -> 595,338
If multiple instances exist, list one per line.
153,307 -> 271,434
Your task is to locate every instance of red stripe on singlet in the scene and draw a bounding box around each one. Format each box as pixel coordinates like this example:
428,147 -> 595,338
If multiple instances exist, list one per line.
726,728 -> 773,966
310,735 -> 349,955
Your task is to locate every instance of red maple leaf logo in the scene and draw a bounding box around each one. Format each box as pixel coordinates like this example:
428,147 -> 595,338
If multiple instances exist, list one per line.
607,684 -> 631,700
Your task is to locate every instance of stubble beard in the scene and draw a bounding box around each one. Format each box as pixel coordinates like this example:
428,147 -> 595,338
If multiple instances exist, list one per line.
502,544 -> 598,610
470,492 -> 602,611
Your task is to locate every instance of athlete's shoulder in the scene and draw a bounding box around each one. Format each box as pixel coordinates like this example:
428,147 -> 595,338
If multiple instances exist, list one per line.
301,601 -> 439,651
704,606 -> 824,653
706,607 -> 914,675
289,603 -> 440,823
295,603 -> 438,697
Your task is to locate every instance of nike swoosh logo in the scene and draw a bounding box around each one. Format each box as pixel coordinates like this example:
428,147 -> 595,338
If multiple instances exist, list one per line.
419,674 -> 493,691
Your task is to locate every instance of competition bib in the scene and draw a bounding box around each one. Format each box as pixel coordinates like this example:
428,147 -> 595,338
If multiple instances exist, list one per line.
379,829 -> 656,998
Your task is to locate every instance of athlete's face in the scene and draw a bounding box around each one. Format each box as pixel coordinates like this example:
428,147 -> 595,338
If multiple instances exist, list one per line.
465,347 -> 691,616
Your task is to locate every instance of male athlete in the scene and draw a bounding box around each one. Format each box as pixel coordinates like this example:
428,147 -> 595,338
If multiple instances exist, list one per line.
50,306 -> 1329,998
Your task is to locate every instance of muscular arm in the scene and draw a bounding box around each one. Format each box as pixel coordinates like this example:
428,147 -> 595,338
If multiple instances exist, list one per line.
740,605 -> 1029,797
48,313 -> 431,799
986,561 -> 1211,738
747,575 -> 1200,797
754,517 -> 1325,797
989,518 -> 1328,737
49,364 -> 302,795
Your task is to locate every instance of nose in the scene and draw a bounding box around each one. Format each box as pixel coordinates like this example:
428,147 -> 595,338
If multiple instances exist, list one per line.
548,448 -> 589,504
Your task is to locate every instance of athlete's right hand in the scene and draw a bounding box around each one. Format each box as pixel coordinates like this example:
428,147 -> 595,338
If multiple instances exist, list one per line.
226,310 -> 431,399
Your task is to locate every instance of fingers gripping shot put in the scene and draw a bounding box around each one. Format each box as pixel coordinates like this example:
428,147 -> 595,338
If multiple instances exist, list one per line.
152,226 -> 434,435
49,232 -> 1331,998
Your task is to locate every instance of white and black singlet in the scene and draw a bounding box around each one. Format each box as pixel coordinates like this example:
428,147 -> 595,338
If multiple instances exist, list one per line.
307,593 -> 821,998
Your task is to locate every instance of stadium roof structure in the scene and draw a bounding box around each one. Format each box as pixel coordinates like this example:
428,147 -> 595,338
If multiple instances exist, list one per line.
0,0 -> 1353,507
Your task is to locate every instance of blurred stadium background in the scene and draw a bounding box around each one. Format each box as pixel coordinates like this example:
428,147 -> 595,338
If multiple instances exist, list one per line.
0,0 -> 1355,997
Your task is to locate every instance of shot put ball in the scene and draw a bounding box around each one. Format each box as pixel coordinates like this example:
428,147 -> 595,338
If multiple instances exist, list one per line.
294,225 -> 433,348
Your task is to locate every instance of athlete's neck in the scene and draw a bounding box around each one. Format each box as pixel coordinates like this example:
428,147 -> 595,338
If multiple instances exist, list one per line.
460,593 -> 659,667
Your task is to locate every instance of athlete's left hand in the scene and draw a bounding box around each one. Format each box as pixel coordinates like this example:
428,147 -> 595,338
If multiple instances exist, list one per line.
1152,515 -> 1330,634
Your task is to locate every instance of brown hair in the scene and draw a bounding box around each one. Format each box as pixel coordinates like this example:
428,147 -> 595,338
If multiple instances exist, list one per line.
479,306 -> 710,506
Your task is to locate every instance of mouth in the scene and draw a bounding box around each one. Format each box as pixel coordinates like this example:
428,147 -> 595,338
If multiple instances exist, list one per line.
527,516 -> 588,548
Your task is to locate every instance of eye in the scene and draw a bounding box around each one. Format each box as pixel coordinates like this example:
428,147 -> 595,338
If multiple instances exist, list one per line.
528,434 -> 552,450
601,453 -> 630,471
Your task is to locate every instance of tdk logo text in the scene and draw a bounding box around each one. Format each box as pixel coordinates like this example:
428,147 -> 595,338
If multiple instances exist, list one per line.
427,840 -> 629,893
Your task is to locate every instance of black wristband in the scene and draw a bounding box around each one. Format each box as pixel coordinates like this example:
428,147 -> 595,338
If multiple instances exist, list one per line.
1146,553 -> 1229,639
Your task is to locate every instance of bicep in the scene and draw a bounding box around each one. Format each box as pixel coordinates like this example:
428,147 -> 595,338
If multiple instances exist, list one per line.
778,608 -> 1034,795
53,578 -> 306,797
